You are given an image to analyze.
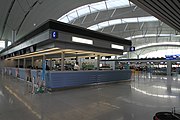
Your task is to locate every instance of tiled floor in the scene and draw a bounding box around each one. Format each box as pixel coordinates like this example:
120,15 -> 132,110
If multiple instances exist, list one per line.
0,72 -> 180,120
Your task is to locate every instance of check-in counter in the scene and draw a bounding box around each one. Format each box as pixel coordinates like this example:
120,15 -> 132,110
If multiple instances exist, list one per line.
46,70 -> 132,89
1,67 -> 132,90
11,68 -> 16,77
3,67 -> 33,81
19,68 -> 27,80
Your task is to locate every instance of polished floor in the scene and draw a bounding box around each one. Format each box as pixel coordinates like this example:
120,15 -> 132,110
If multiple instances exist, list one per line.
0,72 -> 180,120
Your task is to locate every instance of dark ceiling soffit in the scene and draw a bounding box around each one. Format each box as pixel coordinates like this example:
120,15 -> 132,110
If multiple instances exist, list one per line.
0,20 -> 132,53
0,19 -> 132,53
48,20 -> 132,45
0,21 -> 50,53
0,0 -> 16,39
130,0 -> 180,32
54,40 -> 124,55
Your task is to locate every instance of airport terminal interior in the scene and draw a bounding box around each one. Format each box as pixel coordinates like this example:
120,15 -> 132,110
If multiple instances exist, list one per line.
0,0 -> 180,120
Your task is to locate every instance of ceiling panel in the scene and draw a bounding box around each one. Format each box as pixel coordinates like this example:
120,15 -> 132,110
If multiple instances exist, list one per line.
0,0 -> 13,39
130,0 -> 180,32
0,0 -> 103,41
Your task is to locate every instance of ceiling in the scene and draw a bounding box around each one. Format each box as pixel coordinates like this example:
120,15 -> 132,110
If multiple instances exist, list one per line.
130,0 -> 180,32
0,0 -> 102,41
0,0 -> 180,58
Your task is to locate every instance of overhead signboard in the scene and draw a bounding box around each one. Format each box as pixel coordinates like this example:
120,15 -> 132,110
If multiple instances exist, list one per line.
165,54 -> 180,60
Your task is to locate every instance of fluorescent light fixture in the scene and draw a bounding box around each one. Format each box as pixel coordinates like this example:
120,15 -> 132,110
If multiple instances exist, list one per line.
111,44 -> 124,50
0,41 -> 5,48
111,56 -> 115,59
72,37 -> 93,45
0,41 -> 11,48
123,52 -> 127,55
102,57 -> 105,60
8,41 -> 11,46
100,64 -> 103,67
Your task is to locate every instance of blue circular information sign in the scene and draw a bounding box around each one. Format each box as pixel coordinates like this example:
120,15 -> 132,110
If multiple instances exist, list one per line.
52,31 -> 58,39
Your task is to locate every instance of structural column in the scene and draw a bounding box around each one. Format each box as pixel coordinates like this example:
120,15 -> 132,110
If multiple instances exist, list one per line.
42,55 -> 46,66
23,58 -> 26,68
97,55 -> 100,70
61,52 -> 65,71
75,52 -> 78,63
137,54 -> 139,59
50,58 -> 52,70
3,60 -> 6,67
167,60 -> 172,76
5,40 -> 8,48
17,59 -> 20,68
12,30 -> 16,43
127,52 -> 130,59
32,57 -> 34,68
42,55 -> 46,81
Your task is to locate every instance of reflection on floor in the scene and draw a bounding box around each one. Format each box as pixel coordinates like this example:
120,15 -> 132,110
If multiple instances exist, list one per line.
0,72 -> 180,120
